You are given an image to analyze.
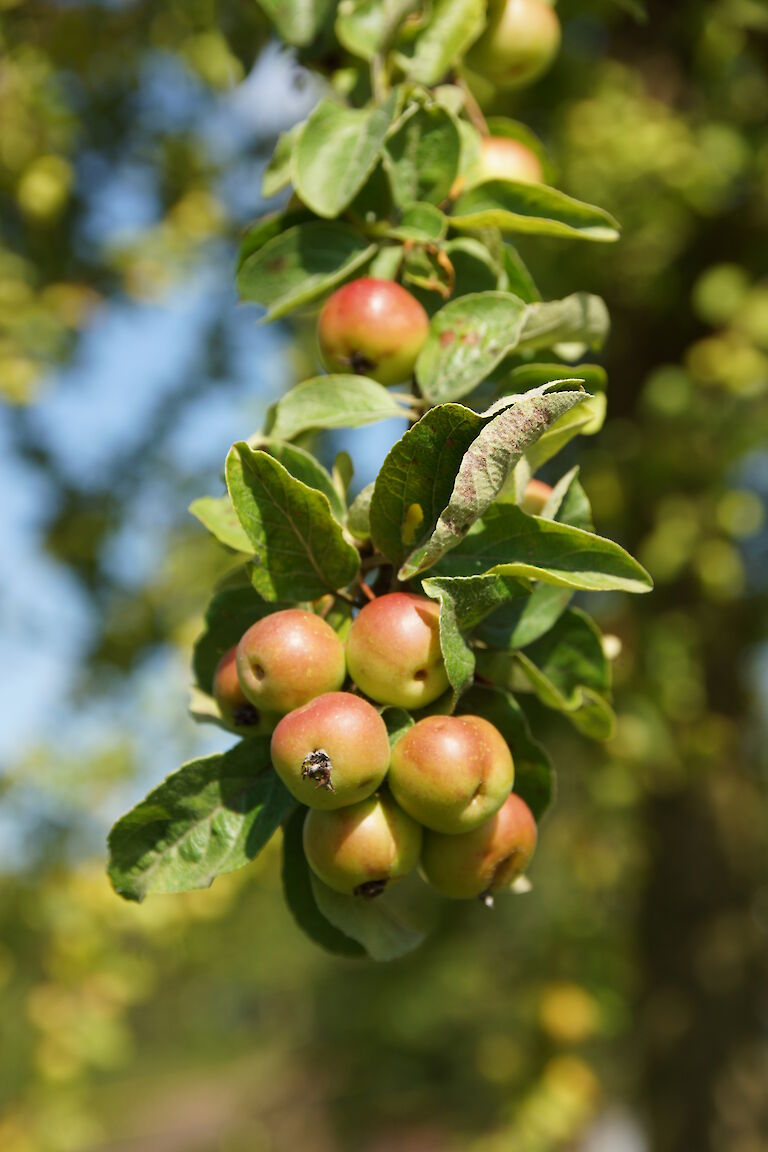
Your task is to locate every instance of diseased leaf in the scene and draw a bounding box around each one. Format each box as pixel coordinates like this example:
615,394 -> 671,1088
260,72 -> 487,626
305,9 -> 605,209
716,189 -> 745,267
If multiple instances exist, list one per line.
400,386 -> 586,578
415,292 -> 528,403
189,494 -> 253,553
451,181 -> 620,242
282,808 -> 365,956
237,222 -> 376,321
369,403 -> 483,566
525,393 -> 607,472
294,96 -> 398,218
269,376 -> 409,441
461,686 -> 554,820
108,740 -> 295,902
435,503 -> 653,594
226,444 -> 360,601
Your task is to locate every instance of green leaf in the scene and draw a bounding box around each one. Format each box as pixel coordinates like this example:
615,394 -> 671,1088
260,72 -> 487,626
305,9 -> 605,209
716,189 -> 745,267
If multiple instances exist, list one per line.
384,104 -> 461,207
309,872 -> 438,961
542,466 -> 594,532
281,808 -> 365,956
192,581 -> 279,693
475,583 -> 572,650
347,481 -> 375,539
237,206 -> 314,272
335,0 -> 417,60
253,439 -> 345,522
107,739 -> 295,902
269,375 -> 409,441
446,238 -> 500,296
435,503 -> 654,594
382,706 -> 415,748
400,386 -> 587,578
421,573 -> 529,706
516,294 -> 610,355
451,181 -> 620,242
255,0 -> 333,45
189,495 -> 253,553
386,202 -> 447,242
500,361 -> 607,396
262,124 -> 301,198
237,222 -> 376,321
399,0 -> 486,86
369,403 -> 483,567
460,686 -> 553,821
368,244 -> 404,279
415,291 -> 528,403
294,95 -> 398,219
501,246 -> 540,303
226,444 -> 360,601
514,609 -> 615,739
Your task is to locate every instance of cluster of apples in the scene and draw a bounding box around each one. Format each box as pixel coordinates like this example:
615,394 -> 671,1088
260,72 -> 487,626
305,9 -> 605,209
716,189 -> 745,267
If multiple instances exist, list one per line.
213,593 -> 537,903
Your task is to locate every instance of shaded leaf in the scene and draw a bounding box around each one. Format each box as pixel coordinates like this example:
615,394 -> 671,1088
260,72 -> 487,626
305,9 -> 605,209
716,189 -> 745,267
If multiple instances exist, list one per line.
382,706 -> 415,748
282,808 -> 365,956
262,123 -> 301,198
192,582 -> 280,694
335,0 -> 418,60
310,871 -> 438,961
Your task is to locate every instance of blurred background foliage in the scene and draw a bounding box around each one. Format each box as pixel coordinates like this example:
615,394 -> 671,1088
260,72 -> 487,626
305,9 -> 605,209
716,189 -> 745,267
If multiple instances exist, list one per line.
0,1 -> 766,1151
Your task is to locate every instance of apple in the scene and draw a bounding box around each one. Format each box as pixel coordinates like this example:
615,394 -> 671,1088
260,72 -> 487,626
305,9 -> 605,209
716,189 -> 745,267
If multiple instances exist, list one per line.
389,714 -> 514,834
212,645 -> 278,735
270,691 -> 391,809
466,0 -> 561,90
346,592 -> 449,709
521,478 -> 553,515
236,609 -> 345,716
421,791 -> 538,898
317,278 -> 429,386
303,792 -> 422,897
